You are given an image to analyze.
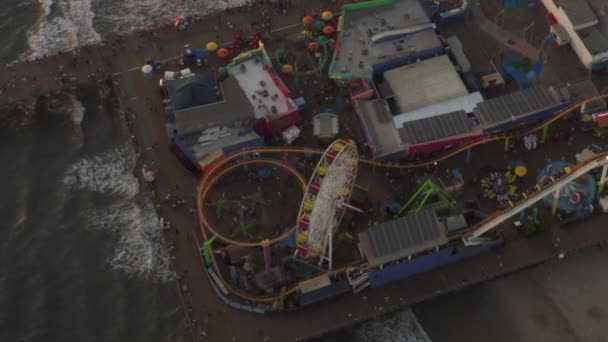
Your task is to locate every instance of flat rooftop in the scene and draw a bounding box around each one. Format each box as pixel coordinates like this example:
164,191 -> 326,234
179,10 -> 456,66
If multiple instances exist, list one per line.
169,74 -> 254,136
165,71 -> 222,111
356,98 -> 403,158
332,0 -> 440,79
398,110 -> 476,145
229,55 -> 292,120
474,86 -> 562,128
382,55 -> 469,113
393,92 -> 484,128
358,209 -> 448,267
313,113 -> 339,138
577,0 -> 608,56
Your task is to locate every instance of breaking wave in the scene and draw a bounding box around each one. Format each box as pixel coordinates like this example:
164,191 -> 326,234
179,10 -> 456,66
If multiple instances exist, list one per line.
63,143 -> 139,198
38,0 -> 53,17
89,199 -> 174,283
26,0 -> 101,60
63,142 -> 173,282
91,0 -> 249,34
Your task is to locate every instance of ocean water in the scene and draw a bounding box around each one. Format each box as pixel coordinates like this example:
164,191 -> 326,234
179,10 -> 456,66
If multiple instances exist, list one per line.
0,85 -> 185,341
0,1 -> 431,341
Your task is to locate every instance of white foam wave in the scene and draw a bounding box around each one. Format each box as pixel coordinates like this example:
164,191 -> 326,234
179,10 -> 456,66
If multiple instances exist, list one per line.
63,144 -> 139,198
88,199 -> 174,283
71,97 -> 85,126
91,0 -> 249,35
38,0 -> 54,17
26,0 -> 101,60
353,309 -> 431,342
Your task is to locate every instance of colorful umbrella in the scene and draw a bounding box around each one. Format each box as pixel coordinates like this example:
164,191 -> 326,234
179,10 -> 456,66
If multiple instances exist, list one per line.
322,25 -> 335,35
313,20 -> 325,31
308,41 -> 320,51
321,11 -> 333,21
281,64 -> 294,73
217,48 -> 230,58
514,165 -> 527,177
206,41 -> 218,51
317,35 -> 329,44
302,16 -> 314,25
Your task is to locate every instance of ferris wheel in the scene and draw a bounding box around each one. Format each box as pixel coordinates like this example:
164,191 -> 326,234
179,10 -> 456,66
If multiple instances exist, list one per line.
295,139 -> 359,269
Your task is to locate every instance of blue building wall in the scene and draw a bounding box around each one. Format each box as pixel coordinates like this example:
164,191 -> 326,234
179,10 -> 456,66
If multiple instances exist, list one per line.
372,45 -> 444,78
378,149 -> 406,161
483,102 -> 571,133
222,136 -> 264,154
369,241 -> 504,288
174,136 -> 200,170
592,59 -> 608,71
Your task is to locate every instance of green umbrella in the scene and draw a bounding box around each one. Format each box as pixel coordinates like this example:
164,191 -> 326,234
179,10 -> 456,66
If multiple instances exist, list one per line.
317,35 -> 329,44
314,19 -> 325,31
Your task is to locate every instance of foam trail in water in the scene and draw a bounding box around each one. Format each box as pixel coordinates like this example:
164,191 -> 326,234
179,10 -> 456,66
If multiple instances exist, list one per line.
38,0 -> 54,17
353,309 -> 432,342
63,143 -> 139,199
71,97 -> 86,126
91,0 -> 249,34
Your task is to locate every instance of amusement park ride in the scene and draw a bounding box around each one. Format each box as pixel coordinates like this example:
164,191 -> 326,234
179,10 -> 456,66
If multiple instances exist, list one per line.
191,48 -> 608,305
196,139 -> 608,305
295,139 -> 358,270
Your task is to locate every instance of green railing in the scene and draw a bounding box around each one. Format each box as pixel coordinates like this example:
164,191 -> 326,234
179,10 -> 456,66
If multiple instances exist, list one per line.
343,0 -> 393,11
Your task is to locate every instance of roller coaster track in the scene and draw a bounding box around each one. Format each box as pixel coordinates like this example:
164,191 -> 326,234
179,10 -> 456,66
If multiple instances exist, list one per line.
452,152 -> 608,242
200,158 -> 307,248
196,94 -> 608,304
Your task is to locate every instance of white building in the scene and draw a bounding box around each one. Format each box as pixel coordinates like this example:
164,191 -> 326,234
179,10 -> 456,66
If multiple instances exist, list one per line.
541,0 -> 608,70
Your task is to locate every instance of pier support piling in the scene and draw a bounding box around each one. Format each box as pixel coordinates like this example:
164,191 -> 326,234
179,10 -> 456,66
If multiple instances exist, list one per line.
599,165 -> 608,195
552,188 -> 561,215
262,239 -> 271,276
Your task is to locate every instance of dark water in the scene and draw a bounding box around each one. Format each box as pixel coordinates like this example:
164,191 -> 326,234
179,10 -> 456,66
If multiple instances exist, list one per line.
0,84 -> 186,341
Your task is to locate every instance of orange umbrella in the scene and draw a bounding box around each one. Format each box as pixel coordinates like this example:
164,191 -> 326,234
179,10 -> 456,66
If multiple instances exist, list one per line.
323,25 -> 335,35
307,41 -> 320,51
217,48 -> 229,58
302,16 -> 314,25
